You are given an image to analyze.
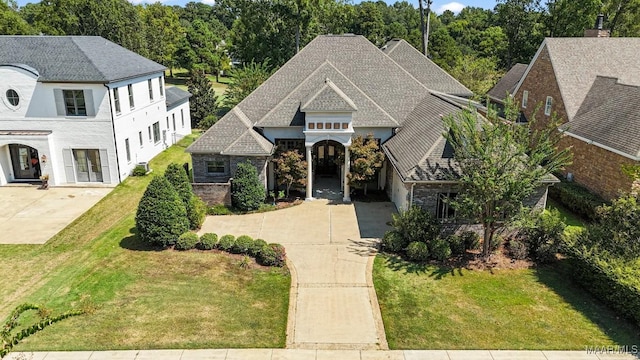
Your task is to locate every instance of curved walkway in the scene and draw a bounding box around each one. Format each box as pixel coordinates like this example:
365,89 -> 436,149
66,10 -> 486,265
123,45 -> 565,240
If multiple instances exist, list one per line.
199,199 -> 395,350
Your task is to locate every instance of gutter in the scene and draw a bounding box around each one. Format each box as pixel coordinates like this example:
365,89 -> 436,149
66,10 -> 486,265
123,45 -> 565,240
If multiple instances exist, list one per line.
104,84 -> 122,184
561,129 -> 640,162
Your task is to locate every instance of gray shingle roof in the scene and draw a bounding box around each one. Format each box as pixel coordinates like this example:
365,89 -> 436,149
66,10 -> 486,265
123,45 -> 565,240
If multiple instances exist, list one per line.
561,76 -> 640,159
542,37 -> 640,120
382,39 -> 473,97
165,86 -> 191,110
382,93 -> 464,181
0,36 -> 166,83
487,63 -> 527,101
187,108 -> 273,155
301,78 -> 358,112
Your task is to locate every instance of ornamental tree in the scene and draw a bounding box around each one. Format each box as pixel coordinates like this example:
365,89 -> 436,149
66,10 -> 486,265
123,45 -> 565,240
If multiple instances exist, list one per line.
347,134 -> 385,195
273,149 -> 307,198
442,98 -> 571,258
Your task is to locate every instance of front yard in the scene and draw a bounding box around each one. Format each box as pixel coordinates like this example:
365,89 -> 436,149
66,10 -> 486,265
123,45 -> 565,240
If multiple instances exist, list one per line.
373,253 -> 640,349
0,134 -> 290,351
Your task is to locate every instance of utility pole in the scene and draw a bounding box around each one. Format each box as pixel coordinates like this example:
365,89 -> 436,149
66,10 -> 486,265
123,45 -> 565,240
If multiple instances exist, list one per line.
425,0 -> 432,56
419,0 -> 426,55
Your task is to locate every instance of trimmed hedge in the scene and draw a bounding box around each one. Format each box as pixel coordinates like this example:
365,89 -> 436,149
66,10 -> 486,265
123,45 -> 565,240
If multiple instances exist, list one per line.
176,232 -> 199,250
250,239 -> 268,257
218,234 -> 236,251
199,233 -> 218,250
548,181 -> 606,221
257,243 -> 286,267
233,235 -> 255,254
187,195 -> 207,230
406,242 -> 429,262
565,246 -> 640,326
231,161 -> 266,211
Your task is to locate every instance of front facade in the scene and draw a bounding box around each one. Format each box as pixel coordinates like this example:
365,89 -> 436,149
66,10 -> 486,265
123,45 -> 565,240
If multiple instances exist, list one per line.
0,36 -> 192,187
513,36 -> 640,200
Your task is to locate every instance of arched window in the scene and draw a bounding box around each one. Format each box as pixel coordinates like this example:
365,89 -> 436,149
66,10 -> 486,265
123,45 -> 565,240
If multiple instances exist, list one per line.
6,89 -> 19,106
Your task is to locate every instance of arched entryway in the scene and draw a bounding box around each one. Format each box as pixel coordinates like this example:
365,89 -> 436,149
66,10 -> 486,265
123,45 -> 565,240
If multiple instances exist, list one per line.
8,144 -> 40,180
313,140 -> 344,200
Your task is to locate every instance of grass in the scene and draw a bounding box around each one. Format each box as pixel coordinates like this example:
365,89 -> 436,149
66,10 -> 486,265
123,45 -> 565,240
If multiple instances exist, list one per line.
546,198 -> 587,236
164,69 -> 229,103
0,133 -> 290,350
373,253 -> 640,350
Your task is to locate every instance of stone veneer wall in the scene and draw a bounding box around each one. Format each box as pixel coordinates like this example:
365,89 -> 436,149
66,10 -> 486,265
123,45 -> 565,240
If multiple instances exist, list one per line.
192,183 -> 231,206
192,154 -> 269,187
560,136 -> 635,200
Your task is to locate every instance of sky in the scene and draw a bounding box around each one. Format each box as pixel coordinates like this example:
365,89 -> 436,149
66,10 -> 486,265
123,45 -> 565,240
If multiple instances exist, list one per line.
14,0 -> 499,14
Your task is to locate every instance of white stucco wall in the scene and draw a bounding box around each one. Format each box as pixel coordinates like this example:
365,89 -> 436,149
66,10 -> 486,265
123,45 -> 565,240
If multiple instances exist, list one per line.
166,99 -> 192,143
391,170 -> 409,211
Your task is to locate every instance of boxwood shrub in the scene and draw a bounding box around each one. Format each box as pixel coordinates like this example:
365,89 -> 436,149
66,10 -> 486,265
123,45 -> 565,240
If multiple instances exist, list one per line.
233,235 -> 255,254
250,239 -> 268,257
218,234 -> 236,251
198,233 -> 218,250
257,243 -> 286,267
381,231 -> 406,253
406,241 -> 429,262
175,232 -> 199,250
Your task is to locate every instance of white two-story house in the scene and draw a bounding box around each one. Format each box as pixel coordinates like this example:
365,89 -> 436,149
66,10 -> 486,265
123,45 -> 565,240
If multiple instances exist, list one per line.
0,35 -> 192,187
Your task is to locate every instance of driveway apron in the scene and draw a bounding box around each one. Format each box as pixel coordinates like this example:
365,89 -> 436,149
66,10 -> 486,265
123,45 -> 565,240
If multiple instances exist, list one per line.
199,200 -> 394,350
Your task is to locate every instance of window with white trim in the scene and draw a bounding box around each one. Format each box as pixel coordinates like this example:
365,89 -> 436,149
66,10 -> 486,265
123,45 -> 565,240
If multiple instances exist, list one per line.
6,89 -> 19,107
436,192 -> 457,220
113,88 -> 121,114
206,160 -> 226,174
522,90 -> 528,108
148,79 -> 154,101
148,126 -> 152,141
158,77 -> 164,96
544,96 -> 553,116
181,109 -> 184,128
125,138 -> 131,162
128,84 -> 135,109
63,90 -> 87,116
153,122 -> 160,143
139,131 -> 143,147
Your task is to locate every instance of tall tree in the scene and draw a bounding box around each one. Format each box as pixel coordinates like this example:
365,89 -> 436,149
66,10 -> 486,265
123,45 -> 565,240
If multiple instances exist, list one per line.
0,0 -> 33,34
442,99 -> 571,258
543,0 -> 601,37
347,134 -> 385,195
450,55 -> 502,96
18,0 -> 77,35
177,19 -> 221,74
140,4 -> 184,73
496,0 -> 544,67
187,70 -> 218,128
223,61 -> 272,108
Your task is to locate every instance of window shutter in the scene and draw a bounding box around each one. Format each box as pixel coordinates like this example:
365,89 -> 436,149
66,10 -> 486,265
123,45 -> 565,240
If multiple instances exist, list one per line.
99,149 -> 111,184
62,148 -> 76,183
84,89 -> 95,116
54,89 -> 65,116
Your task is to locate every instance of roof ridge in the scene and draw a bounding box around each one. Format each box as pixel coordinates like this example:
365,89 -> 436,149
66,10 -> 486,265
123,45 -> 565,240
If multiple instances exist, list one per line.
248,127 -> 274,153
326,62 -> 400,126
301,78 -> 358,111
70,37 -> 108,82
234,107 -> 253,128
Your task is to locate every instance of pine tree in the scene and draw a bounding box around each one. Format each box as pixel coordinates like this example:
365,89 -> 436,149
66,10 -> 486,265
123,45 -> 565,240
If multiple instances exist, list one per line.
187,69 -> 218,129
136,176 -> 189,247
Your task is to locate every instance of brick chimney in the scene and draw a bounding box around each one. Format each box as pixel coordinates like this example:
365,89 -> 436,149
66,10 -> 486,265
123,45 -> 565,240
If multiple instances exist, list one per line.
584,14 -> 610,37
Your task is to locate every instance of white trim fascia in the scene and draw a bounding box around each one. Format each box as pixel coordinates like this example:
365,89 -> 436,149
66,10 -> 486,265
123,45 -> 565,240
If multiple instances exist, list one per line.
562,129 -> 640,161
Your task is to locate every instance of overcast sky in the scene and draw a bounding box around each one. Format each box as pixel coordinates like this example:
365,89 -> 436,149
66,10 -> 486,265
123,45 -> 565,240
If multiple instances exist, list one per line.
13,0 -> 498,13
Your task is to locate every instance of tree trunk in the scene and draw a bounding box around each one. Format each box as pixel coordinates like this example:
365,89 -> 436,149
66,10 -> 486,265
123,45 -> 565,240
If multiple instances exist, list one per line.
296,14 -> 301,53
482,224 -> 492,259
170,68 -> 174,77
286,183 -> 291,198
216,70 -> 219,83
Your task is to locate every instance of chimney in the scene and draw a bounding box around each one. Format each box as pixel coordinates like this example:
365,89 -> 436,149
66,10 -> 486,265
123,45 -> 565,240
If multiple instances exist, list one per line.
584,14 -> 610,37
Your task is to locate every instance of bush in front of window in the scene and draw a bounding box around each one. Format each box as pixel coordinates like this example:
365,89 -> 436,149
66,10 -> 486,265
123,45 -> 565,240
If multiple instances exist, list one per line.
231,161 -> 266,211
391,206 -> 441,245
135,176 -> 189,248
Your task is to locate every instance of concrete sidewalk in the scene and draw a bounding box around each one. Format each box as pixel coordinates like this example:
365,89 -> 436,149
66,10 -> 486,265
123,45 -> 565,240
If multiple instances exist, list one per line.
6,349 -> 638,360
200,199 -> 395,350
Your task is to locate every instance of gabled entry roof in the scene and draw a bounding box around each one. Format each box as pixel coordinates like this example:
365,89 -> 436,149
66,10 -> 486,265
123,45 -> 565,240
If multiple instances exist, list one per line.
301,78 -> 358,112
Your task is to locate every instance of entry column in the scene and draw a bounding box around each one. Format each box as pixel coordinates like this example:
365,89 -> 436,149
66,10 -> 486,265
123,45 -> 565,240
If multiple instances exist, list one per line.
306,145 -> 313,200
343,145 -> 351,202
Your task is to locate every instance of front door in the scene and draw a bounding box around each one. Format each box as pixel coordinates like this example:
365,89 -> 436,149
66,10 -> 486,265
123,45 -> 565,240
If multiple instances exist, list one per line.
73,149 -> 103,182
9,144 -> 39,180
315,141 -> 338,176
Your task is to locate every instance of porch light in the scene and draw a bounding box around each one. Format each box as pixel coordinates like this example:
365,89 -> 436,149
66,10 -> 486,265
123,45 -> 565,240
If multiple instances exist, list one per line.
41,154 -> 47,164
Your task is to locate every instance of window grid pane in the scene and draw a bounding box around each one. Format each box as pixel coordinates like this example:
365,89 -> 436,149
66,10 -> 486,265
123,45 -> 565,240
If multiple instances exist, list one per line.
128,84 -> 135,108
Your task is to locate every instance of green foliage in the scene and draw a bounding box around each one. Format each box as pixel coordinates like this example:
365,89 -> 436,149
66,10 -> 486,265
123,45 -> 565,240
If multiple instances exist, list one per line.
442,97 -> 571,257
518,209 -> 566,263
257,243 -> 287,267
495,0 -> 544,67
198,114 -> 218,130
446,234 -> 465,256
250,238 -> 268,257
450,55 -> 502,96
1,303 -> 85,358
461,231 -> 481,251
218,234 -> 236,251
208,204 -> 233,215
0,0 -> 34,34
223,61 -> 272,108
187,195 -> 207,230
406,241 -> 430,262
273,149 -> 307,197
233,235 -> 255,254
135,176 -> 189,248
381,230 -> 407,253
187,69 -> 218,128
164,163 -> 192,205
140,3 -> 184,69
390,206 -> 441,245
198,233 -> 218,250
347,134 -> 385,195
231,160 -> 266,212
430,237 -> 452,261
175,232 -> 199,250
132,165 -> 147,176
548,180 -> 606,222
507,237 -> 528,260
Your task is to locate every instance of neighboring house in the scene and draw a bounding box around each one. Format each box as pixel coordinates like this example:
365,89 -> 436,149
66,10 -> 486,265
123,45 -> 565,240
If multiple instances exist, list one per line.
512,32 -> 640,200
0,36 -> 192,187
188,35 -> 551,215
486,63 -> 527,114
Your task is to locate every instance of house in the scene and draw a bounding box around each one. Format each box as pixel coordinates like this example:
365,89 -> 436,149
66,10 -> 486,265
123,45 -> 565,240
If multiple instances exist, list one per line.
512,27 -> 640,199
0,36 -> 192,187
188,35 -> 551,216
486,63 -> 527,115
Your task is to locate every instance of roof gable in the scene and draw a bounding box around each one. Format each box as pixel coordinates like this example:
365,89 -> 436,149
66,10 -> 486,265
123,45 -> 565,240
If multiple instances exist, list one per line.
487,63 -> 528,101
165,86 -> 192,109
562,76 -> 640,159
0,36 -> 165,83
301,78 -> 357,112
382,39 -> 473,97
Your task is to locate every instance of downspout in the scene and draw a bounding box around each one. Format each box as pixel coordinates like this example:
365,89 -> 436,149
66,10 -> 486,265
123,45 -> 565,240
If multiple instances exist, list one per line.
409,182 -> 415,208
104,84 -> 122,184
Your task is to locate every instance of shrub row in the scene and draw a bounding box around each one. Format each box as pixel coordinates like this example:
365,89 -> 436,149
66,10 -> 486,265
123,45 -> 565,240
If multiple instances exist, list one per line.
565,246 -> 640,326
548,180 -> 606,222
174,232 -> 286,267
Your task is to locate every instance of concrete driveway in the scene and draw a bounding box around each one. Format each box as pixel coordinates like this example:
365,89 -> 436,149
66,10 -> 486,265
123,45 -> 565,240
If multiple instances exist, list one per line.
0,186 -> 112,244
199,199 -> 395,350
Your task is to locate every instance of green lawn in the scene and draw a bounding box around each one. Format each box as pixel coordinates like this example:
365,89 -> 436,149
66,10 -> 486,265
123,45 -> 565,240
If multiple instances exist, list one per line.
164,69 -> 229,103
373,253 -> 640,350
1,134 -> 290,351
